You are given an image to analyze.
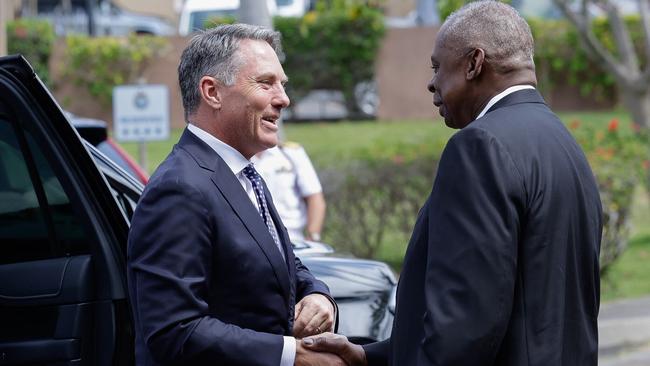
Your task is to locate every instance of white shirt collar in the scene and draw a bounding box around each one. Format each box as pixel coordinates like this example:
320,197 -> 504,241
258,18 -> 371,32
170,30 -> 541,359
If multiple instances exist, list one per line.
187,123 -> 251,175
475,85 -> 535,120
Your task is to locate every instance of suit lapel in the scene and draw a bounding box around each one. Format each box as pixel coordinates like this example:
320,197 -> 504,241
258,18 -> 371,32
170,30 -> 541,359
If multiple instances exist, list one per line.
178,129 -> 292,301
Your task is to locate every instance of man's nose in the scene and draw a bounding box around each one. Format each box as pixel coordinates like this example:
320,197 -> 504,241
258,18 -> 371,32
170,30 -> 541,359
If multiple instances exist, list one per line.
273,85 -> 290,109
427,78 -> 436,93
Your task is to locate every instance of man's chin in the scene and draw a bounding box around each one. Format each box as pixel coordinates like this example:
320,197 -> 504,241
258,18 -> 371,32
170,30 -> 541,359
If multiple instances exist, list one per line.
260,136 -> 279,150
443,118 -> 458,129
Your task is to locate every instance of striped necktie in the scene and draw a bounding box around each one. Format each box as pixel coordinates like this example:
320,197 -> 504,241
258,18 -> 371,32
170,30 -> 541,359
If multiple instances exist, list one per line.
242,164 -> 285,261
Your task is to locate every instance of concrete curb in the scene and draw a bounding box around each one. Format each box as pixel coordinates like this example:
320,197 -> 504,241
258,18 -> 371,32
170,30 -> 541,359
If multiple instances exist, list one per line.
599,296 -> 650,356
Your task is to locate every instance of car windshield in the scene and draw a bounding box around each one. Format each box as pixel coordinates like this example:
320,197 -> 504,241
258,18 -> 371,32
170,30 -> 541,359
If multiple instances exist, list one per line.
190,10 -> 237,31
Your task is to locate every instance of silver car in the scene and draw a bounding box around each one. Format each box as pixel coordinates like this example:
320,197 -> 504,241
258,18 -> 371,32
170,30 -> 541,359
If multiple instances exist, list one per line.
24,0 -> 175,36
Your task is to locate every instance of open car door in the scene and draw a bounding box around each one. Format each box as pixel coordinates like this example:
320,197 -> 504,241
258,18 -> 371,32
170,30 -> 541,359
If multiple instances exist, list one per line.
0,55 -> 134,365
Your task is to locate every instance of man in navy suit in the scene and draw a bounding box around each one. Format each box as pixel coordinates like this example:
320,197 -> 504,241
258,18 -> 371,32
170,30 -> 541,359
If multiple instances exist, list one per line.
303,2 -> 602,365
127,24 -> 341,366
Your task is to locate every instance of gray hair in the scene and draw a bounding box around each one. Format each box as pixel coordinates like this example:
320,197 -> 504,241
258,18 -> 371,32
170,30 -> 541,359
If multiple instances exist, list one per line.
178,23 -> 282,118
440,1 -> 534,73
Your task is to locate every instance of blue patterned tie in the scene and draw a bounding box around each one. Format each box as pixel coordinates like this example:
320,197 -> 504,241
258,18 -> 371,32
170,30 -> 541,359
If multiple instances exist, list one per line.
242,164 -> 285,261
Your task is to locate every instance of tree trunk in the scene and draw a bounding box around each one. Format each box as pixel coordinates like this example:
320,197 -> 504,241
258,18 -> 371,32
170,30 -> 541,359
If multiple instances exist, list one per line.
619,85 -> 650,129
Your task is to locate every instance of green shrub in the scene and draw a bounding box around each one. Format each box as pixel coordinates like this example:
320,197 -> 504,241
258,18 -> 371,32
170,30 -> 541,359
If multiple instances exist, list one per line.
568,119 -> 649,272
204,15 -> 236,28
321,140 -> 444,266
437,0 -> 511,21
63,34 -> 168,106
6,18 -> 55,86
274,0 -> 385,117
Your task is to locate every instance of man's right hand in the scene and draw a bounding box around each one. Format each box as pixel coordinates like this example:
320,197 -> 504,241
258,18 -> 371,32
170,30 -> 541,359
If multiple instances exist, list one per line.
301,333 -> 367,366
295,339 -> 345,366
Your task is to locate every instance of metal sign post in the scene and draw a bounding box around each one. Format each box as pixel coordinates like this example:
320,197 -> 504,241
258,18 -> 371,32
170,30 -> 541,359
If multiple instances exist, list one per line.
113,84 -> 170,173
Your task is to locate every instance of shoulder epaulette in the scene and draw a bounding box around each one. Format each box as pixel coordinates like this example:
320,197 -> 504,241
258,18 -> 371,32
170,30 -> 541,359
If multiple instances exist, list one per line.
282,141 -> 301,148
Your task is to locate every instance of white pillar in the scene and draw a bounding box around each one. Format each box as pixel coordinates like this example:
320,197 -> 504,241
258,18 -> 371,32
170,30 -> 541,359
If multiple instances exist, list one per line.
0,0 -> 13,56
238,0 -> 273,29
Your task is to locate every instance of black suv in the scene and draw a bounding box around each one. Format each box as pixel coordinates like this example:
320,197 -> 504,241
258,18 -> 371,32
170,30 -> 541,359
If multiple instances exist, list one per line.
0,56 -> 395,365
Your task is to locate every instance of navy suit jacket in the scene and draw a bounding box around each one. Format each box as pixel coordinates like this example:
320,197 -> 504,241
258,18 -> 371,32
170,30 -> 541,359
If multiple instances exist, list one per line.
127,129 -> 331,365
364,89 -> 602,365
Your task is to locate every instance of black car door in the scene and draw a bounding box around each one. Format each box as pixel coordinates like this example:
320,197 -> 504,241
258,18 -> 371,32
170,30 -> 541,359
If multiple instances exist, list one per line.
0,56 -> 133,365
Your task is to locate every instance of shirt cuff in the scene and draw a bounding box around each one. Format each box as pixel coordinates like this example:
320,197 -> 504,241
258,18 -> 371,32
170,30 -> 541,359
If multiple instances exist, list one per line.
280,336 -> 296,366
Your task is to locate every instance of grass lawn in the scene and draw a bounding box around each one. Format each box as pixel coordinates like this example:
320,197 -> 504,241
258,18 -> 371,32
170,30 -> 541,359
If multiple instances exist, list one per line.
121,110 -> 632,170
120,110 -> 650,302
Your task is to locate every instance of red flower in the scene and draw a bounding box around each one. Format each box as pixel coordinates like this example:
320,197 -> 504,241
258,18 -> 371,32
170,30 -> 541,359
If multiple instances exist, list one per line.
608,118 -> 619,132
569,120 -> 581,130
14,26 -> 28,39
643,160 -> 650,171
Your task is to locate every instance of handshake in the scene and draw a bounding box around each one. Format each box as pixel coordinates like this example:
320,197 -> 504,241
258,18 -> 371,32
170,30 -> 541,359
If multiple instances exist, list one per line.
295,333 -> 367,366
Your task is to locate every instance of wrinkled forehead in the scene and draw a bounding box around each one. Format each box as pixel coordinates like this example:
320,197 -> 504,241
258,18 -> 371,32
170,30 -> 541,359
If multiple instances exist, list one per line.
237,39 -> 288,80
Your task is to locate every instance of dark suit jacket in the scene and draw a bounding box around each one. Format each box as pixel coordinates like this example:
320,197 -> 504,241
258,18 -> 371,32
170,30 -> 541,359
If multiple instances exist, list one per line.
364,89 -> 602,366
127,129 -> 331,365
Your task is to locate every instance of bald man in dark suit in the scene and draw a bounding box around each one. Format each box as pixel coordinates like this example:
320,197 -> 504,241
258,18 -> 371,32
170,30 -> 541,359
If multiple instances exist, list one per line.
303,2 -> 602,365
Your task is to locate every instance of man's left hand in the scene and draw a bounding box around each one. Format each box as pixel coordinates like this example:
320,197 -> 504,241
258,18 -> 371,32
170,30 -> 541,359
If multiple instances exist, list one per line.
293,294 -> 334,338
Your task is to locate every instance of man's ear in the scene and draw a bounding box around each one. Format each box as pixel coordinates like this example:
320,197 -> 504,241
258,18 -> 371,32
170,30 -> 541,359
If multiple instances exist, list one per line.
199,76 -> 222,110
466,48 -> 485,80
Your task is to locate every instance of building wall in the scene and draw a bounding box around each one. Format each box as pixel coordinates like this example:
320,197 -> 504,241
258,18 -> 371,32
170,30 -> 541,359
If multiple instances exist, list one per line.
375,26 -> 614,120
375,26 -> 439,120
50,36 -> 187,129
384,0 -> 416,17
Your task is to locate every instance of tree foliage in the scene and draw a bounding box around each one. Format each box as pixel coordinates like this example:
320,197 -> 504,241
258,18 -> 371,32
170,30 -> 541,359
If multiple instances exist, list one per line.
274,0 -> 385,117
63,34 -> 168,106
437,0 -> 511,21
6,18 -> 55,86
553,0 -> 650,130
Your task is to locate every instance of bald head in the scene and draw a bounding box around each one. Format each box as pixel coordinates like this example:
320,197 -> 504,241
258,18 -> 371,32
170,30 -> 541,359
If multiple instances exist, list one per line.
439,1 -> 534,73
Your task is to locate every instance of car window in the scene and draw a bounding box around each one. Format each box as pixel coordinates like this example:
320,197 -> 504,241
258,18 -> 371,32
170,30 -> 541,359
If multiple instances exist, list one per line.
96,141 -> 139,178
0,112 -> 91,265
89,143 -> 142,212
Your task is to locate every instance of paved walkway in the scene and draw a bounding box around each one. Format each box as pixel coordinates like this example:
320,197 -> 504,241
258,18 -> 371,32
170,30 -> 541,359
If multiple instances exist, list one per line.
599,296 -> 650,365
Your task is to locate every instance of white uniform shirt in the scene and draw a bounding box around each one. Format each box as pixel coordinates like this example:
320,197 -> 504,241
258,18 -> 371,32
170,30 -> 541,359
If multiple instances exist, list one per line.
251,144 -> 323,241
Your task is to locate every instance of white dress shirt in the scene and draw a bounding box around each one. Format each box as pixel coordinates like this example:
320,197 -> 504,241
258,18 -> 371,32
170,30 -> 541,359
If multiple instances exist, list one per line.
475,85 -> 535,121
187,123 -> 296,366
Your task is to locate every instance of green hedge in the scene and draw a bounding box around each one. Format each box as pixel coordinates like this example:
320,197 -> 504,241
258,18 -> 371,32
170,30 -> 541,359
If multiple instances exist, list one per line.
321,141 -> 443,268
6,19 -> 55,86
569,119 -> 649,271
63,34 -> 168,106
274,1 -> 385,117
318,119 -> 649,272
437,0 -> 512,20
201,1 -> 385,117
528,16 -> 649,101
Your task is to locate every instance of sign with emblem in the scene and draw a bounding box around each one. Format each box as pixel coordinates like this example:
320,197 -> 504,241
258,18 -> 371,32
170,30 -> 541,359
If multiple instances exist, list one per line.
113,84 -> 170,142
